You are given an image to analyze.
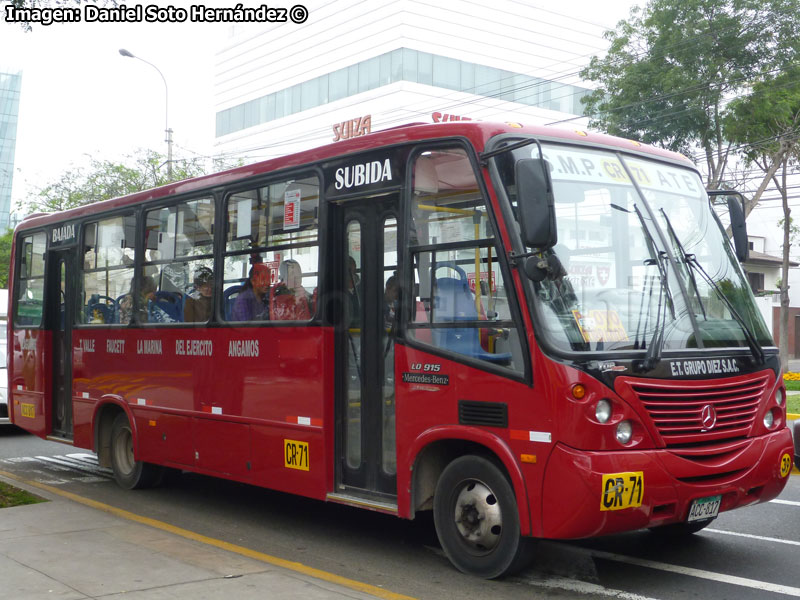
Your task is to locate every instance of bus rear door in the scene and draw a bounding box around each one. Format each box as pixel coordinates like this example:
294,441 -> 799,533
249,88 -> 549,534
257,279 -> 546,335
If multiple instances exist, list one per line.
46,247 -> 77,440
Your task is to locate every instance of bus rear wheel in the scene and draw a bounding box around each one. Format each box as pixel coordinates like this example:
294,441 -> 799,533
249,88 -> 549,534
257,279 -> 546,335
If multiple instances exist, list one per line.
433,455 -> 532,578
109,413 -> 163,490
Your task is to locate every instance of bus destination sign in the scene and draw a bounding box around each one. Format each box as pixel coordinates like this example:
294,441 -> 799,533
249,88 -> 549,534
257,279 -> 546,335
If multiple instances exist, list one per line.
50,222 -> 78,247
324,150 -> 403,200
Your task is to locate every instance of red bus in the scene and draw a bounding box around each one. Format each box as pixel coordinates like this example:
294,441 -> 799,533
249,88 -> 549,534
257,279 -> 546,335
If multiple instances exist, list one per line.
8,122 -> 793,578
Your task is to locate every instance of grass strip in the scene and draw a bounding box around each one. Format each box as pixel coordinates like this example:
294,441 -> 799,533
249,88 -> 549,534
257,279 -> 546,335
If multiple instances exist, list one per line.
0,481 -> 47,508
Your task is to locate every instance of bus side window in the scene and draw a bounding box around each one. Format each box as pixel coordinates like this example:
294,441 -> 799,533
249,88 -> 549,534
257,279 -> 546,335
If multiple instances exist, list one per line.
14,232 -> 46,327
223,175 -> 320,323
407,149 -> 523,373
142,197 -> 215,324
80,217 -> 135,325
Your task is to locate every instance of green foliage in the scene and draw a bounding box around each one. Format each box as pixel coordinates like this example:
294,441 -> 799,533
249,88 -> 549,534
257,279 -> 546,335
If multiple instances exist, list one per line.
0,481 -> 46,508
723,66 -> 800,164
8,0 -> 117,31
21,149 -> 236,215
580,0 -> 800,186
786,391 -> 800,415
0,230 -> 14,289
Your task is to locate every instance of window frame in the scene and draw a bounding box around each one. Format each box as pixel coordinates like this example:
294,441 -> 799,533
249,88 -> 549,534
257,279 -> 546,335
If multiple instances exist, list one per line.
13,229 -> 48,329
400,141 -> 530,383
77,211 -> 138,328
136,193 -> 218,327
221,168 -> 323,325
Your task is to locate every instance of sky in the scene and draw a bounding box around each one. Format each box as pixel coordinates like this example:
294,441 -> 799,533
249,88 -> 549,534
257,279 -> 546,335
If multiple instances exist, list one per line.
0,0 -> 639,215
1,1 -> 224,211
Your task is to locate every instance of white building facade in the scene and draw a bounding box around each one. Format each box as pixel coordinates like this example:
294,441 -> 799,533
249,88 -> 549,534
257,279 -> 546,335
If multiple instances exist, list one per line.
212,0 -> 607,161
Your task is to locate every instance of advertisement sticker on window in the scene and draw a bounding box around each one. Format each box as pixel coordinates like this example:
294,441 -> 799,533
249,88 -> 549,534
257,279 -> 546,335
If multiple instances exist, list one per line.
284,190 -> 301,231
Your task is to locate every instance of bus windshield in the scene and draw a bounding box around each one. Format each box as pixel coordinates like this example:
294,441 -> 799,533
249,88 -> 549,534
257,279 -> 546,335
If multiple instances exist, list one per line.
496,141 -> 772,356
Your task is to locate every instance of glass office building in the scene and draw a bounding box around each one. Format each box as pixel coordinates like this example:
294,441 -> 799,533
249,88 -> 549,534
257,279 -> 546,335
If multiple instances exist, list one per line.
216,48 -> 591,138
214,0 -> 597,159
0,69 -> 21,232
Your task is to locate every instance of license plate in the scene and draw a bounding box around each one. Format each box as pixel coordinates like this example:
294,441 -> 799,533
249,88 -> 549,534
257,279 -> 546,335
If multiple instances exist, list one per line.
600,471 -> 644,511
687,495 -> 721,522
284,439 -> 309,471
20,403 -> 35,418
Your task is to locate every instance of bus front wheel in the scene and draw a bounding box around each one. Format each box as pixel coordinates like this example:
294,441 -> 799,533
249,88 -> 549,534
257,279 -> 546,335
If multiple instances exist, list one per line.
433,455 -> 532,578
109,413 -> 163,490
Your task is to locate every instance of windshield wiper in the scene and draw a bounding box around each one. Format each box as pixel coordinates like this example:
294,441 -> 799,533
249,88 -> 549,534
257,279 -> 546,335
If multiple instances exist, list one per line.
658,209 -> 765,365
613,203 -> 673,369
659,208 -> 707,320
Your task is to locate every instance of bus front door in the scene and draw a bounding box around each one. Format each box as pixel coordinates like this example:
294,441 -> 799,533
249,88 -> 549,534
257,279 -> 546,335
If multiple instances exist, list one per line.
47,250 -> 75,440
337,197 -> 398,501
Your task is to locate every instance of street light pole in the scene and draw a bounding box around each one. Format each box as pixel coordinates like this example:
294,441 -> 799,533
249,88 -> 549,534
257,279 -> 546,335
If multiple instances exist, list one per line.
118,48 -> 173,180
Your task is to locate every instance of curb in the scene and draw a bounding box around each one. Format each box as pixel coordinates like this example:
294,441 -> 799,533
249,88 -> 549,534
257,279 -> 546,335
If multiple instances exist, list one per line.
0,469 -> 416,600
788,413 -> 800,420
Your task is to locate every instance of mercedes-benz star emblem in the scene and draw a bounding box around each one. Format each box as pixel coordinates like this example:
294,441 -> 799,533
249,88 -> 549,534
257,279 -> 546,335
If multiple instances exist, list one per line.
701,404 -> 717,430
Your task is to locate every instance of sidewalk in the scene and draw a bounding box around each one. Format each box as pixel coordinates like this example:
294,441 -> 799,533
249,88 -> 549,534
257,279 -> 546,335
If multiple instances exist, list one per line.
0,474 -> 403,600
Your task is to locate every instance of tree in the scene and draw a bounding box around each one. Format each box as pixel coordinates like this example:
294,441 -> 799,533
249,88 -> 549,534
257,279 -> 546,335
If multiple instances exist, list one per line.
7,0 -> 116,31
21,149 -> 232,214
724,68 -> 800,371
580,0 -> 800,189
0,229 -> 14,288
2,149 -> 238,288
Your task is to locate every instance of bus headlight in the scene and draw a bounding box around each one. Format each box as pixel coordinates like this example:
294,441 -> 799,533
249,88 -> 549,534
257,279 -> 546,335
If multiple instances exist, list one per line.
595,399 -> 612,423
764,410 -> 775,429
616,421 -> 633,445
775,388 -> 785,407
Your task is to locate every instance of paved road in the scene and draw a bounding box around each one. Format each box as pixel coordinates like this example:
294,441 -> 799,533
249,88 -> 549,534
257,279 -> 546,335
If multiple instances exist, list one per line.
2,426 -> 800,599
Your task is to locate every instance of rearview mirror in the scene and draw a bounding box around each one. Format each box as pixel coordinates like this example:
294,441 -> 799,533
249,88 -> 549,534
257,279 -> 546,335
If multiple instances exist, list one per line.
708,190 -> 748,262
515,158 -> 557,250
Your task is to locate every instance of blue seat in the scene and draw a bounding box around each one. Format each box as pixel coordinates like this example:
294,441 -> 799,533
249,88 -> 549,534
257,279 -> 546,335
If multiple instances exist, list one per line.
432,264 -> 511,364
86,295 -> 117,324
148,290 -> 183,323
223,285 -> 244,321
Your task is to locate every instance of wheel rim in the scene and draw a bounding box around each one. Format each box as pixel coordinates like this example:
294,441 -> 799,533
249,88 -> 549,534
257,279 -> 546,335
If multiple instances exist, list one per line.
113,425 -> 135,475
452,479 -> 502,554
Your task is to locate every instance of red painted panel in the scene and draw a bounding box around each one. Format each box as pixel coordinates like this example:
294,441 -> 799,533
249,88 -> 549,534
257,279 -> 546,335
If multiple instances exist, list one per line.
72,397 -> 94,449
194,417 -> 251,478
9,329 -> 50,437
250,424 -> 327,500
66,326 -> 333,497
134,409 -> 194,467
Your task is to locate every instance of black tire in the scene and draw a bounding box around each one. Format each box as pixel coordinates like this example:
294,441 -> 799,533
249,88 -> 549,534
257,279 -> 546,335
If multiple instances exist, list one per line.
648,518 -> 714,537
433,455 -> 532,578
109,413 -> 163,490
793,420 -> 800,470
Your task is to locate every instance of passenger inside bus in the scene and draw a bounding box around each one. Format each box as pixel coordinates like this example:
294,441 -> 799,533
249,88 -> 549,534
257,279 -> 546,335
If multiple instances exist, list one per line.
384,274 -> 400,328
270,259 -> 314,320
119,275 -> 157,324
232,263 -> 270,321
184,266 -> 214,322
346,256 -> 361,326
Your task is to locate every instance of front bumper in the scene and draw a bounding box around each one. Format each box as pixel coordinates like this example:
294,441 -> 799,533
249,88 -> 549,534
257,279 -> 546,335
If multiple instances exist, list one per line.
539,427 -> 793,539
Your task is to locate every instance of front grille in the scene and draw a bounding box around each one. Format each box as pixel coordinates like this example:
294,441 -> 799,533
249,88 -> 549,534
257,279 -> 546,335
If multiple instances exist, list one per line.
623,373 -> 769,448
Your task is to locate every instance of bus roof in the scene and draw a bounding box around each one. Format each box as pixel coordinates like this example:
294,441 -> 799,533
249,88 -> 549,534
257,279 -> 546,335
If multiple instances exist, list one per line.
16,121 -> 693,232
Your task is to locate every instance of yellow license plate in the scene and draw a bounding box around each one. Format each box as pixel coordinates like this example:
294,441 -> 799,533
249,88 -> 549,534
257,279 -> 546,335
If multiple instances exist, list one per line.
284,439 -> 309,471
20,403 -> 36,418
601,471 -> 643,511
